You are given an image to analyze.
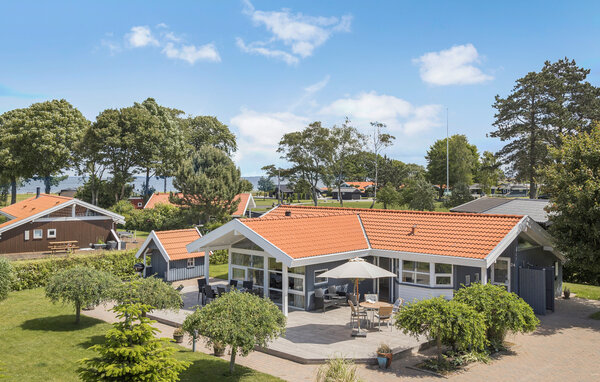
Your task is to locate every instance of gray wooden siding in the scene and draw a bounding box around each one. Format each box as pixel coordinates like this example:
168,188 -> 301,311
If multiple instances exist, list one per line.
515,246 -> 562,297
454,265 -> 482,290
167,257 -> 205,282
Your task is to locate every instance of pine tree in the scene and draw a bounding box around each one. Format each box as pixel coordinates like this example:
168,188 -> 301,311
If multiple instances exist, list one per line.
78,303 -> 190,382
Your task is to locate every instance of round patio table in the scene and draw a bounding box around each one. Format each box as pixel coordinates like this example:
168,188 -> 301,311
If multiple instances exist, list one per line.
359,301 -> 393,328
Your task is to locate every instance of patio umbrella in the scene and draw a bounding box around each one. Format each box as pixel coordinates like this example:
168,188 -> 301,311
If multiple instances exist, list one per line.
317,257 -> 396,336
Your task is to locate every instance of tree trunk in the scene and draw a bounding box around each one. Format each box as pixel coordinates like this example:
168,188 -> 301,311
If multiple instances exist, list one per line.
75,302 -> 81,324
436,335 -> 442,364
163,176 -> 167,193
10,177 -> 16,205
229,346 -> 237,375
370,158 -> 378,209
144,168 -> 151,203
44,176 -> 51,194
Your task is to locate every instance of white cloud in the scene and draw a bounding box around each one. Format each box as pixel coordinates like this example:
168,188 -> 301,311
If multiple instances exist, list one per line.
304,75 -> 330,94
103,24 -> 220,64
320,91 -> 443,135
238,0 -> 351,64
413,44 -> 493,86
127,26 -> 159,47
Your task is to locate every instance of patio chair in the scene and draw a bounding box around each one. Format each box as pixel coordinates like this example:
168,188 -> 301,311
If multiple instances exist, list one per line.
243,280 -> 254,290
326,285 -> 345,305
314,288 -> 336,313
348,300 -> 367,328
203,285 -> 216,305
347,293 -> 358,306
197,278 -> 207,303
229,279 -> 238,288
217,286 -> 226,297
390,297 -> 404,328
374,306 -> 394,331
336,284 -> 349,297
364,293 -> 378,303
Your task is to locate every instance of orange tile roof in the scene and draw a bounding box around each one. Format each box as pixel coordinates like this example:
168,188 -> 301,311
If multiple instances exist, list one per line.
154,229 -> 205,260
345,181 -> 374,191
144,192 -> 252,217
251,205 -> 524,260
243,213 -> 369,259
0,194 -> 72,229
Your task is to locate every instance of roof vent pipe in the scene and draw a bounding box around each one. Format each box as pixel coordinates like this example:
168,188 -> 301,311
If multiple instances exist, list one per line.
36,187 -> 41,198
410,224 -> 417,235
285,210 -> 291,217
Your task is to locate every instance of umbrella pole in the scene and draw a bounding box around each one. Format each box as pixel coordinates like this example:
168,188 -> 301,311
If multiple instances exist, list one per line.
352,277 -> 366,337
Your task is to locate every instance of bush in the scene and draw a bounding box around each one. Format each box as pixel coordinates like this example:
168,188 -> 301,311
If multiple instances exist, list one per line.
182,290 -> 286,375
11,250 -> 137,291
453,283 -> 539,348
112,276 -> 182,313
394,297 -> 487,364
45,266 -> 118,323
78,303 -> 189,381
0,257 -> 15,301
209,250 -> 228,265
109,200 -> 136,226
126,203 -> 190,232
316,356 -> 363,382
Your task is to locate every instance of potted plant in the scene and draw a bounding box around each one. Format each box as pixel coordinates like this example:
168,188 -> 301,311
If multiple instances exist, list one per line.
213,341 -> 225,357
173,327 -> 184,343
376,343 -> 392,369
564,287 -> 571,299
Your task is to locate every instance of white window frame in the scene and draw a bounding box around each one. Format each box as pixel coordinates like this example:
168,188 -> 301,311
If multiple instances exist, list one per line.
314,269 -> 328,286
491,257 -> 511,292
186,258 -> 195,268
401,260 -> 430,286
433,263 -> 453,287
24,230 -> 30,241
33,229 -> 43,240
47,228 -> 57,239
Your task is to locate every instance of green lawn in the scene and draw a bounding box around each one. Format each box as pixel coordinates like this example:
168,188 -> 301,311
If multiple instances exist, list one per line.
210,263 -> 229,280
564,282 -> 600,300
0,288 -> 280,381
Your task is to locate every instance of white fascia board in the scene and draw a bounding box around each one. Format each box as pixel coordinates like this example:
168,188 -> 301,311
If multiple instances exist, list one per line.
135,231 -> 170,264
135,232 -> 156,259
485,216 -> 527,267
247,194 -> 256,209
151,231 -> 172,263
370,249 -> 486,268
35,216 -> 113,222
524,220 -> 566,262
142,194 -> 155,209
73,199 -> 126,224
0,210 -> 16,220
289,249 -> 371,267
0,200 -> 74,235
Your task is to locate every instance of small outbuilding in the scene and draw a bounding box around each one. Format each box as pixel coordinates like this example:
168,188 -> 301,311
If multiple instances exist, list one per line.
332,187 -> 362,200
135,228 -> 206,282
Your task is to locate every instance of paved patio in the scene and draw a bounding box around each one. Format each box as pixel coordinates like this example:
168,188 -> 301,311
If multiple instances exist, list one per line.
147,282 -> 427,364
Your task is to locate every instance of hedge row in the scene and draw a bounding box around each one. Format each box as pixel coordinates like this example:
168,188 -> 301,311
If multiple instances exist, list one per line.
11,250 -> 138,291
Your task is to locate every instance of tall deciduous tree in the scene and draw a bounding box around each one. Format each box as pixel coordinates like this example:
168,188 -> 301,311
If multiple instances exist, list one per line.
540,126 -> 600,284
328,118 -> 366,206
400,174 -> 436,211
277,122 -> 332,206
172,145 -> 243,224
186,115 -> 237,155
369,122 -> 395,208
426,134 -> 478,197
475,151 -> 504,195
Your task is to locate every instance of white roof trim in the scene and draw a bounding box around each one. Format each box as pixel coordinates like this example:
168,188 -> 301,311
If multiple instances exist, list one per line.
232,193 -> 255,217
134,231 -> 171,264
0,198 -> 125,235
0,210 -> 16,220
371,249 -> 486,268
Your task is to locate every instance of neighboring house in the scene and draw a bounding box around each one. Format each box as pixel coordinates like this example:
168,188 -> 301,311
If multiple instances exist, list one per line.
343,181 -> 374,196
270,184 -> 294,199
0,192 -> 125,254
58,189 -> 77,198
469,184 -> 484,196
187,205 -> 563,316
450,197 -> 551,227
143,192 -> 256,218
129,196 -> 144,209
135,228 -> 206,282
331,187 -> 362,200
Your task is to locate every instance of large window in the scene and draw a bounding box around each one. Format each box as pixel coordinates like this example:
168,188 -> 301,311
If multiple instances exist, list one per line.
402,261 -> 453,287
267,257 -> 305,308
230,252 -> 265,289
314,269 -> 328,286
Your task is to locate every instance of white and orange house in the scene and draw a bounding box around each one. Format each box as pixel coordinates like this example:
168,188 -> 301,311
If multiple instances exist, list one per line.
143,192 -> 256,218
186,205 -> 563,315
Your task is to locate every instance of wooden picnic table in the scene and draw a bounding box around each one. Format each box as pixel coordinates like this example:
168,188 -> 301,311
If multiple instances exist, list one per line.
360,301 -> 393,328
48,241 -> 79,255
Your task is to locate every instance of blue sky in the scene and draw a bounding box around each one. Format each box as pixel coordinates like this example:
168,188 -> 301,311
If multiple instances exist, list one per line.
2,0 -> 600,176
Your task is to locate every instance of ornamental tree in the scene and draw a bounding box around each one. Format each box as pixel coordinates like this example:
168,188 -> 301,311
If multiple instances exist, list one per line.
400,174 -> 436,211
112,276 -> 183,315
377,184 -> 401,209
0,257 -> 15,301
454,283 -> 539,348
394,297 -> 487,364
78,303 -> 189,382
182,290 -> 286,375
45,267 -> 118,324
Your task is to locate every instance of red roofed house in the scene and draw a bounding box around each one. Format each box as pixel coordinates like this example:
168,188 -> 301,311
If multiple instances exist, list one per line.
343,181 -> 375,196
187,205 -> 563,315
0,192 -> 125,254
135,228 -> 206,282
143,192 -> 256,218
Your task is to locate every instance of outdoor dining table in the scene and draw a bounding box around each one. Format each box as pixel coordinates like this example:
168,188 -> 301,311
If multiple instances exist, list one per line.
359,301 -> 393,328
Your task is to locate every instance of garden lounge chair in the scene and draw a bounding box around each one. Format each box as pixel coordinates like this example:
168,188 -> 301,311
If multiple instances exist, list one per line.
243,280 -> 254,291
314,288 -> 336,312
374,306 -> 394,331
203,285 -> 216,305
348,300 -> 368,328
197,278 -> 207,303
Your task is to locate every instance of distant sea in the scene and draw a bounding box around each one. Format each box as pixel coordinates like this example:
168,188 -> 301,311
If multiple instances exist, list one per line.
16,176 -> 263,195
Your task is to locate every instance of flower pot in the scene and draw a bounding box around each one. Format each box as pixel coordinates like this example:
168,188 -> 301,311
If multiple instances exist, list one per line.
377,352 -> 392,368
173,334 -> 184,344
564,290 -> 571,299
213,343 -> 225,357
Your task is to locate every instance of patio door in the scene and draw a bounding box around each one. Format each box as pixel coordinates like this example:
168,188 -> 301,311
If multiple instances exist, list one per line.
491,257 -> 510,291
377,257 -> 392,302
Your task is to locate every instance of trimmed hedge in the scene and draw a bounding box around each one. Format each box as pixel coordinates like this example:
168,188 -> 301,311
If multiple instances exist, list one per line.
11,250 -> 138,291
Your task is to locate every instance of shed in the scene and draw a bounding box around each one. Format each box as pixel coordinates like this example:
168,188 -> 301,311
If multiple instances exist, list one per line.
135,228 -> 206,282
332,187 -> 362,200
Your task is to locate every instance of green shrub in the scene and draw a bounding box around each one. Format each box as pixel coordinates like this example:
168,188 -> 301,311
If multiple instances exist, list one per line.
454,283 -> 539,348
0,257 -> 15,301
112,276 -> 182,313
126,203 -> 190,232
209,249 -> 228,265
316,356 -> 363,382
109,199 -> 136,226
394,297 -> 487,364
11,250 -> 137,291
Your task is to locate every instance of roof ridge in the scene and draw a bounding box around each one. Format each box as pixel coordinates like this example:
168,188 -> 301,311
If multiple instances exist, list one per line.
280,204 -> 524,219
248,210 -> 356,222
